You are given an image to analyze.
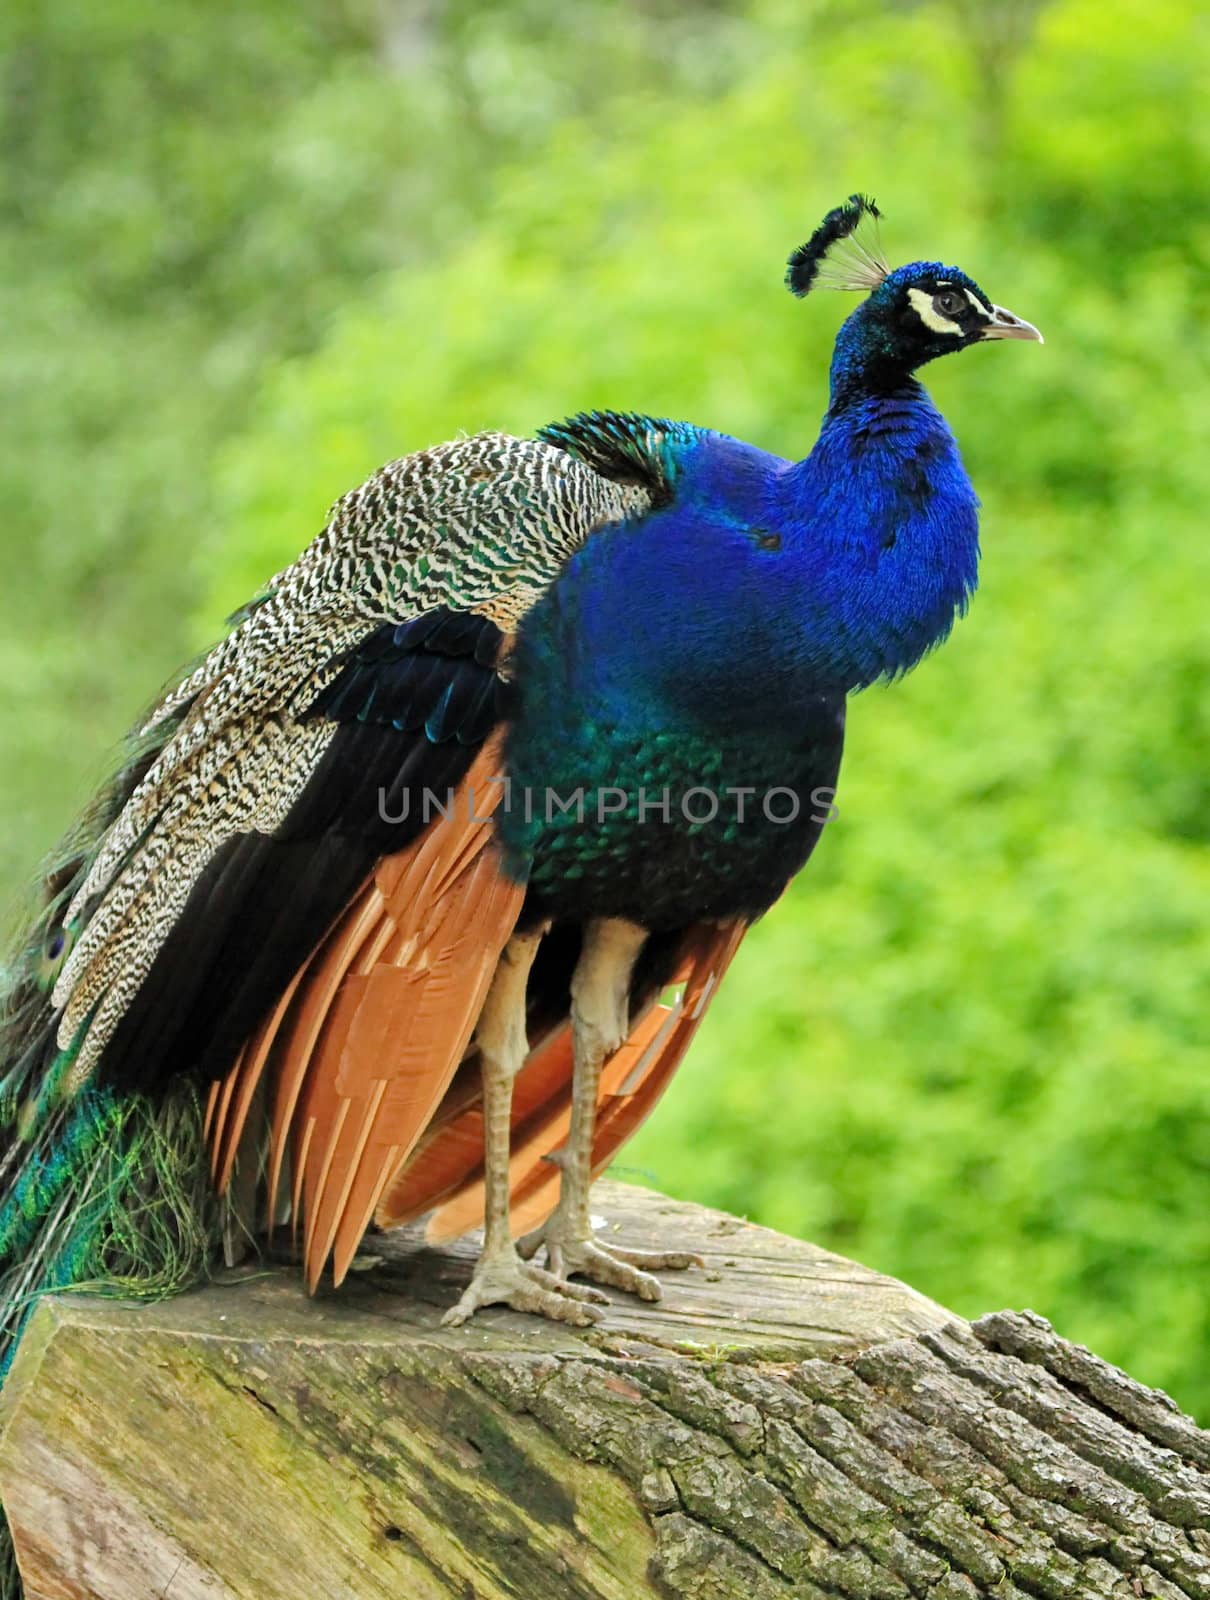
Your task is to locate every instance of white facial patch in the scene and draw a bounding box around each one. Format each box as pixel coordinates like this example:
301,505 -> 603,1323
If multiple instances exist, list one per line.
907,286 -> 962,337
964,288 -> 989,318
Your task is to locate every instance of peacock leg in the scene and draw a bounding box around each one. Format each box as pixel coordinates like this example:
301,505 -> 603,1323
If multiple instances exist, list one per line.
517,917 -> 703,1301
443,925 -> 608,1328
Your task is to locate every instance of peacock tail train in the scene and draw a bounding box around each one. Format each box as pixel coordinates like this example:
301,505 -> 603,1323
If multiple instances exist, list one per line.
0,695 -> 235,1595
0,701 -> 230,1373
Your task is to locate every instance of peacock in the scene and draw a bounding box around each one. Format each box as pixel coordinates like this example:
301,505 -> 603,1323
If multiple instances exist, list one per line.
0,195 -> 1040,1471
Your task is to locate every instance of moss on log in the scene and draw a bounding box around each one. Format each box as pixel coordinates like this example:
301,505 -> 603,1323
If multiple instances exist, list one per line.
0,1181 -> 1206,1599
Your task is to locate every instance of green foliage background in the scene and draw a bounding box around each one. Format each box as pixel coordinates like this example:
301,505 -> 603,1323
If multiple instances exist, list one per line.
2,0 -> 1207,1414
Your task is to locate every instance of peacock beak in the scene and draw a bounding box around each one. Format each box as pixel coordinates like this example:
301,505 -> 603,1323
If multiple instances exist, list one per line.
981,304 -> 1044,343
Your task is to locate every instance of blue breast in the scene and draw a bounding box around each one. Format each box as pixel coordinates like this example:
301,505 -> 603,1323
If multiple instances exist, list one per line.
500,393 -> 980,918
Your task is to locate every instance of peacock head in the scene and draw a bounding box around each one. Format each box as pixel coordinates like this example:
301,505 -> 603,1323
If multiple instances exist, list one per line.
786,195 -> 1042,398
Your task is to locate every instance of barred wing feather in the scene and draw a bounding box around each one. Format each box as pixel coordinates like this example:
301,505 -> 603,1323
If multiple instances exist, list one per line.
47,433 -> 648,1092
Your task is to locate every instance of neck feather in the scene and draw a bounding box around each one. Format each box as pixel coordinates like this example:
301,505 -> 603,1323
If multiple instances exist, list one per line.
774,381 -> 981,690
827,341 -> 919,414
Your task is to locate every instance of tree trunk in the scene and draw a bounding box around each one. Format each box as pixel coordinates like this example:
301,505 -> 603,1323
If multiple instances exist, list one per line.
0,1181 -> 1206,1599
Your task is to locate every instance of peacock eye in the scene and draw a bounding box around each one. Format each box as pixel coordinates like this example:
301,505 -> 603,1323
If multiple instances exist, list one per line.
933,289 -> 965,319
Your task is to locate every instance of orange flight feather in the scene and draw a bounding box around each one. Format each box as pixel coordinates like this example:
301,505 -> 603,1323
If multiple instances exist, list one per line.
375,1020 -> 574,1227
204,739 -> 525,1287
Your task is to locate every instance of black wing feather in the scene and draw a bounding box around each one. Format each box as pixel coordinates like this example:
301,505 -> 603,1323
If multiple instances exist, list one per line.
101,609 -> 506,1092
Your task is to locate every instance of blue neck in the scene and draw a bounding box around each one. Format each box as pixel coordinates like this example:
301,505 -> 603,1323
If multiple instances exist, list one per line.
827,337 -> 917,415
765,377 -> 980,691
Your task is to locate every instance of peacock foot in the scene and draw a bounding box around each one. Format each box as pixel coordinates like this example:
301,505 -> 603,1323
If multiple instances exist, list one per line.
516,1213 -> 704,1303
442,1241 -> 609,1328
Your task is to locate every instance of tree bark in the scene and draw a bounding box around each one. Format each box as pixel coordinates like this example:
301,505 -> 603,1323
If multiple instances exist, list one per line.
0,1181 -> 1206,1600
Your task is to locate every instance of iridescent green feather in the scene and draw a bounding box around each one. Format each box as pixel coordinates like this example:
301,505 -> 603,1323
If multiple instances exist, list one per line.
0,697 -> 231,1599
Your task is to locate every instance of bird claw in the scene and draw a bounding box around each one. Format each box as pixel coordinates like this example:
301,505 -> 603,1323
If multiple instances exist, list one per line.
442,1244 -> 608,1328
516,1219 -> 704,1303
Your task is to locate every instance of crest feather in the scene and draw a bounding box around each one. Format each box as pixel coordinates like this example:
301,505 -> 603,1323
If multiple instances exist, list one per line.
786,194 -> 889,298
